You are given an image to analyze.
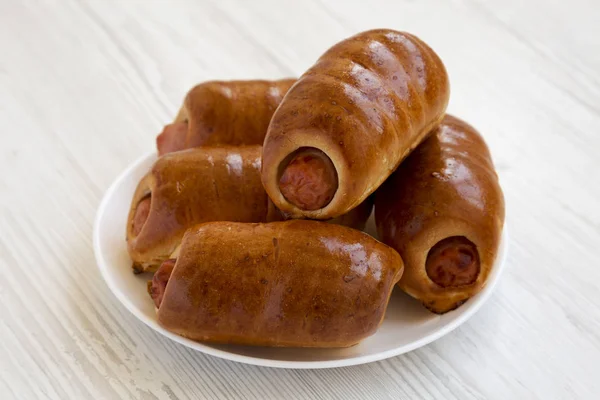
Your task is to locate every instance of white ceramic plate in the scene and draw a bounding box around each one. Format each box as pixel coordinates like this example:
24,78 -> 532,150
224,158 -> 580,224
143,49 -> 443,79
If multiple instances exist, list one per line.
93,152 -> 508,369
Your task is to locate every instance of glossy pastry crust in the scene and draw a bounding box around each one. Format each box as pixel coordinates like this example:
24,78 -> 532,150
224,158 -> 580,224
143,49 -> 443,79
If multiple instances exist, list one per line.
127,146 -> 374,272
375,115 -> 504,313
126,146 -> 270,272
157,220 -> 404,347
262,29 -> 449,219
176,79 -> 296,147
269,194 -> 374,232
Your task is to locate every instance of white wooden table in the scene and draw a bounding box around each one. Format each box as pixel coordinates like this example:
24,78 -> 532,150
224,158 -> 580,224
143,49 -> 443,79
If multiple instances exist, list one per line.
1,0 -> 599,398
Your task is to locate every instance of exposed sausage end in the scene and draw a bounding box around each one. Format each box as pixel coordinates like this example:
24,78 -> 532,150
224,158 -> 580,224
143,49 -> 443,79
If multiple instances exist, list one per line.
426,236 -> 480,287
278,148 -> 338,211
131,195 -> 151,236
149,258 -> 176,308
156,122 -> 188,156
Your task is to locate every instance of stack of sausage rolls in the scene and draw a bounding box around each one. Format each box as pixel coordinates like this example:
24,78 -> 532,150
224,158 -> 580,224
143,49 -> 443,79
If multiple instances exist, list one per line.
126,29 -> 504,348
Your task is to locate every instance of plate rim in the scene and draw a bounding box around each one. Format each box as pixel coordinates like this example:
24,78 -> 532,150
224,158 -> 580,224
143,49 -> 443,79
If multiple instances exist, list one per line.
93,151 -> 509,369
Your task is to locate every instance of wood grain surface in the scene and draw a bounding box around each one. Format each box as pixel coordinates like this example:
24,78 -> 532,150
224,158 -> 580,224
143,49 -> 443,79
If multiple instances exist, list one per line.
1,0 -> 599,398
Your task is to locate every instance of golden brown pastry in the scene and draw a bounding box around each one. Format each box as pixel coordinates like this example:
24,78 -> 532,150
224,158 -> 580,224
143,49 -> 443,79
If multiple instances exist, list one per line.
127,146 -> 373,272
375,115 -> 505,313
127,146 -> 270,272
157,79 -> 296,155
262,29 -> 449,220
149,220 -> 404,347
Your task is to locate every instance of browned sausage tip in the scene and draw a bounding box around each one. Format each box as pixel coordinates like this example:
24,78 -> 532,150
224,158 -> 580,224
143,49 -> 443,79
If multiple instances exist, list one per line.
149,258 -> 176,308
425,236 -> 480,287
156,122 -> 188,156
278,148 -> 338,211
131,195 -> 151,236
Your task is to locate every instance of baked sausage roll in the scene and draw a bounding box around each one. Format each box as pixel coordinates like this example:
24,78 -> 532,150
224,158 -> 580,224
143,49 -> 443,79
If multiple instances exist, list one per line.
262,29 -> 449,219
127,146 -> 373,272
149,220 -> 403,347
375,115 -> 505,313
127,146 -> 270,272
157,79 -> 296,155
